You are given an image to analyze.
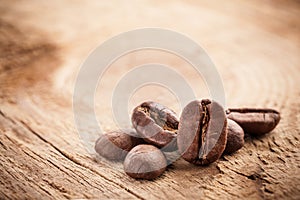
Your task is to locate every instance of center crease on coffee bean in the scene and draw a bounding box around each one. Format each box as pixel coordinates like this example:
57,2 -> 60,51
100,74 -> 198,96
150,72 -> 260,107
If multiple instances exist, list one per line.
198,101 -> 210,160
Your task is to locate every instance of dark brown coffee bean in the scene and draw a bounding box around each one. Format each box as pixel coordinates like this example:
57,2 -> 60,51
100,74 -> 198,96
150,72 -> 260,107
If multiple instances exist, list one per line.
131,101 -> 178,150
94,129 -> 143,161
226,108 -> 280,135
223,119 -> 244,155
177,99 -> 227,165
124,144 -> 167,180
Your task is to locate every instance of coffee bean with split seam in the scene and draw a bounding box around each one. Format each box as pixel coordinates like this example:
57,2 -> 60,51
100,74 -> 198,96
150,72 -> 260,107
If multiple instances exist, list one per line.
131,101 -> 179,151
177,99 -> 227,165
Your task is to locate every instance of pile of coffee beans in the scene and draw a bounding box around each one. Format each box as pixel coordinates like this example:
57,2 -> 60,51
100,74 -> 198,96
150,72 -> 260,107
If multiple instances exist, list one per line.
95,99 -> 280,180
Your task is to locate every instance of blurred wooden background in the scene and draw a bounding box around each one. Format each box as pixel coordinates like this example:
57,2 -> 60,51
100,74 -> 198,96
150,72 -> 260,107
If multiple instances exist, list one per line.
0,0 -> 299,199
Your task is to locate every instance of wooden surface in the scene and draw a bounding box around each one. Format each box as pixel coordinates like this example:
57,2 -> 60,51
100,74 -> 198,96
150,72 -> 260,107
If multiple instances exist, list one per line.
1,0 -> 300,199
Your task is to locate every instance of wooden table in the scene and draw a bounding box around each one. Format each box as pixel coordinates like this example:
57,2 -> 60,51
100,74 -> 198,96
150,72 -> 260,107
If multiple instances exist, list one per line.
1,0 -> 299,199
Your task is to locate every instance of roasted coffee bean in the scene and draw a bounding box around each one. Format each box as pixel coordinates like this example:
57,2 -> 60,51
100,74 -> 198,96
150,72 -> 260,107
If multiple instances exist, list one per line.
94,129 -> 143,161
177,99 -> 227,165
226,108 -> 280,135
131,101 -> 179,150
124,144 -> 167,180
223,119 -> 245,155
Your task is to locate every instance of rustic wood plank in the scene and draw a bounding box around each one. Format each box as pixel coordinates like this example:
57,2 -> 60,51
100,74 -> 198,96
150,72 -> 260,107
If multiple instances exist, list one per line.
1,0 -> 299,199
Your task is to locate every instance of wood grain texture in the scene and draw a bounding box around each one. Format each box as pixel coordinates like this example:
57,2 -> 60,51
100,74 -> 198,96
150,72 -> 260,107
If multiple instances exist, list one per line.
1,0 -> 300,199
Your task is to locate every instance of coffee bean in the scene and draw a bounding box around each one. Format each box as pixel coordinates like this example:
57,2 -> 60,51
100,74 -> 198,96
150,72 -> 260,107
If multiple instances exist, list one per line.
223,119 -> 245,155
124,144 -> 167,180
226,108 -> 280,135
177,99 -> 227,165
94,129 -> 143,161
131,101 -> 179,150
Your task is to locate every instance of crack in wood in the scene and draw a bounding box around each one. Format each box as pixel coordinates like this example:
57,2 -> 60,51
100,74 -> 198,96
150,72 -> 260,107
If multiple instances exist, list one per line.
18,120 -> 144,199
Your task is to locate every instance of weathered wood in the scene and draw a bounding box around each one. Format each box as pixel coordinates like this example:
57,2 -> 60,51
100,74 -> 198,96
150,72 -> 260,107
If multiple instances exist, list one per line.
1,0 -> 300,199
